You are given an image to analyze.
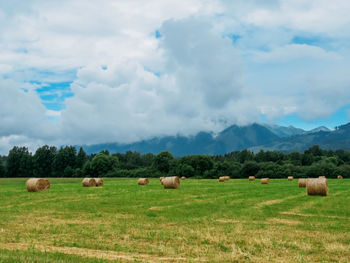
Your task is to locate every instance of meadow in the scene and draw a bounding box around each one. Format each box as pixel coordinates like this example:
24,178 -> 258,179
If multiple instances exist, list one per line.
0,178 -> 349,262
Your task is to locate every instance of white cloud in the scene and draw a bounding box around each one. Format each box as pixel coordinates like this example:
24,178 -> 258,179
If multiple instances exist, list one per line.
59,17 -> 244,145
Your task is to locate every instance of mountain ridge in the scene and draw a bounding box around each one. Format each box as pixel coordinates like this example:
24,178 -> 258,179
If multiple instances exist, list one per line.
79,123 -> 346,156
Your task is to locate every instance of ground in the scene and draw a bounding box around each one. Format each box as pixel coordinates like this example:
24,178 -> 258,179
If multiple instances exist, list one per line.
0,178 -> 349,262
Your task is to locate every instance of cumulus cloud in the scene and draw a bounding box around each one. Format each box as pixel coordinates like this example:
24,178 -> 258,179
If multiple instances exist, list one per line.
59,17 -> 244,145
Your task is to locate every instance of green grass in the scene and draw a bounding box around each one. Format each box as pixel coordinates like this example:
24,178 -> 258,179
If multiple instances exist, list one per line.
0,178 -> 349,262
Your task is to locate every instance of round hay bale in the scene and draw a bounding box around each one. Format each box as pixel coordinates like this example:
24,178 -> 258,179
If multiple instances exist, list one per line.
138,178 -> 149,185
288,176 -> 294,181
261,178 -> 270,184
162,176 -> 180,189
181,176 -> 186,180
82,178 -> 96,187
95,178 -> 104,187
26,178 -> 50,192
219,176 -> 225,182
248,176 -> 255,181
337,175 -> 343,179
298,178 -> 307,188
307,178 -> 328,196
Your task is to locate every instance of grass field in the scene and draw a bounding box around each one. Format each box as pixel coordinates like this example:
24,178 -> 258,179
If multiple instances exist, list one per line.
0,178 -> 349,262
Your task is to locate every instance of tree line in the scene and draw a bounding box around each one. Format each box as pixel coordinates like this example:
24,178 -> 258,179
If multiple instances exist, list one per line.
0,145 -> 349,179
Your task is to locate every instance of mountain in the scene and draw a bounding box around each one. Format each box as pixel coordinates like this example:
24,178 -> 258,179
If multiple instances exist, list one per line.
81,123 -> 279,156
80,123 -> 349,156
215,123 -> 279,153
306,126 -> 331,134
262,124 -> 305,137
250,123 -> 349,153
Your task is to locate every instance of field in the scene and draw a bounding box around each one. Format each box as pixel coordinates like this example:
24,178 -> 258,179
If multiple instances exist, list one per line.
0,178 -> 349,263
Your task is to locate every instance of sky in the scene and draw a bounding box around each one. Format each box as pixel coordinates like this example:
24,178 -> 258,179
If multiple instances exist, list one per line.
1,0 -> 350,154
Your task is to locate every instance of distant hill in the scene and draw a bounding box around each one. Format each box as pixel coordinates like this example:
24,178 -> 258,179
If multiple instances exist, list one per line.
262,124 -> 305,137
81,123 -> 279,156
251,123 -> 349,153
80,123 -> 347,156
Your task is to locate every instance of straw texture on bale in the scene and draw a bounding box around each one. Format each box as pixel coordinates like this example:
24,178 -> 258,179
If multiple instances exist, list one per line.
261,178 -> 270,184
162,176 -> 180,189
248,176 -> 255,181
319,176 -> 326,179
288,176 -> 294,181
82,178 -> 96,187
219,177 -> 226,182
337,175 -> 343,179
26,178 -> 50,192
95,178 -> 104,187
138,178 -> 149,185
307,178 -> 328,196
298,178 -> 307,188
181,176 -> 186,180
223,176 -> 230,181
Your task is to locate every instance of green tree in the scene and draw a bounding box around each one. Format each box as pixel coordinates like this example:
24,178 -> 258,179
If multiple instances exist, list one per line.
0,159 -> 6,177
172,163 -> 195,178
91,153 -> 119,177
63,166 -> 74,177
241,161 -> 260,178
52,146 -> 77,176
6,146 -> 33,177
76,147 -> 88,169
141,153 -> 155,167
124,151 -> 143,169
179,155 -> 214,176
33,145 -> 57,177
82,161 -> 93,177
239,149 -> 254,163
153,151 -> 174,173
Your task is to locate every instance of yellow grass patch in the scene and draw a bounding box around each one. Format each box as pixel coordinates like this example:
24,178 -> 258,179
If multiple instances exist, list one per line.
149,206 -> 163,211
0,242 -> 196,262
267,218 -> 302,226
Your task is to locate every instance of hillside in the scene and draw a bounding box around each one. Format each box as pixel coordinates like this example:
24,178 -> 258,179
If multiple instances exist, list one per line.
80,123 -> 349,155
81,123 -> 279,156
251,123 -> 350,153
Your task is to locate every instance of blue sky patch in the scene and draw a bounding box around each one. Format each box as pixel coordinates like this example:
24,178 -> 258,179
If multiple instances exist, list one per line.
275,105 -> 350,130
35,81 -> 74,111
155,30 -> 162,39
226,34 -> 241,44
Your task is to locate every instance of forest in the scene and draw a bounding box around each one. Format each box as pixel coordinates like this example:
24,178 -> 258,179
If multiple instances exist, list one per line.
0,145 -> 349,179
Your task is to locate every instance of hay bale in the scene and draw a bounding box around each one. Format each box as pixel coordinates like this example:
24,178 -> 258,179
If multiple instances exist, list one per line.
298,178 -> 308,188
337,175 -> 343,179
82,178 -> 96,187
288,176 -> 294,181
219,176 -> 226,182
261,178 -> 270,184
138,178 -> 149,185
95,178 -> 104,187
26,178 -> 50,192
160,177 -> 165,185
223,176 -> 230,181
162,176 -> 180,189
248,176 -> 255,181
307,178 -> 328,196
181,176 -> 186,180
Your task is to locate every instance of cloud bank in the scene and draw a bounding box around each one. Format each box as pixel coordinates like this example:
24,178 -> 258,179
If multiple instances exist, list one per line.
1,0 -> 350,153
